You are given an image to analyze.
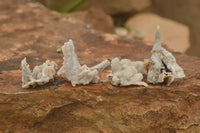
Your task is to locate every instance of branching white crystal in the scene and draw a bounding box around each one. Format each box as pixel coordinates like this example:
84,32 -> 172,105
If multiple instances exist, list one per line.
57,39 -> 110,86
146,26 -> 185,85
21,58 -> 58,88
108,57 -> 148,87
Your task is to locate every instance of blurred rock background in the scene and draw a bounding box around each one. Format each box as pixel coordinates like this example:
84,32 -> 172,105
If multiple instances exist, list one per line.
32,0 -> 200,56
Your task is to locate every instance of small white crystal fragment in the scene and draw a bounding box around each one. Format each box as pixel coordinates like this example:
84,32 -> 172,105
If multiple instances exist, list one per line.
146,26 -> 185,86
21,58 -> 58,88
57,39 -> 110,86
108,57 -> 148,87
91,59 -> 111,73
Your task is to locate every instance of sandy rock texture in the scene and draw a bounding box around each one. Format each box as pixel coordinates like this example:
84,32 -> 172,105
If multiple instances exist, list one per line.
125,13 -> 190,53
0,0 -> 200,132
152,0 -> 200,56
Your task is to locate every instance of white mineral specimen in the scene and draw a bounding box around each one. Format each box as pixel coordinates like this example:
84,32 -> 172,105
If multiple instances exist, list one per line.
107,57 -> 148,87
146,26 -> 185,85
21,58 -> 58,88
57,39 -> 110,86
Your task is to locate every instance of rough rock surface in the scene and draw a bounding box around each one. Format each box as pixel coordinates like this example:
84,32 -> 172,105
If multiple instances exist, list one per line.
152,0 -> 200,57
125,13 -> 190,53
1,0 -> 200,132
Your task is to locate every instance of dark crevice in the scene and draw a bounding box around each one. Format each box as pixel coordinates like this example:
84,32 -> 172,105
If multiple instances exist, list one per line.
161,60 -> 172,73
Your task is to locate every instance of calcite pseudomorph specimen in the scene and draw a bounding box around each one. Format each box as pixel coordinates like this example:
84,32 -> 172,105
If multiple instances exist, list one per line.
108,57 -> 148,87
108,26 -> 185,87
21,27 -> 185,88
21,58 -> 58,88
57,39 -> 110,86
146,26 -> 185,85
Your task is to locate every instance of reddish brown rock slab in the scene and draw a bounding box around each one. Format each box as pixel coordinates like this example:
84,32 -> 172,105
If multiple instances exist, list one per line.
1,0 -> 200,132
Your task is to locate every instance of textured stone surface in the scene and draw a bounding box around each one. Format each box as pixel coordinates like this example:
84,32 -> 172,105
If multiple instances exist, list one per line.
125,13 -> 190,53
1,0 -> 200,132
152,0 -> 200,57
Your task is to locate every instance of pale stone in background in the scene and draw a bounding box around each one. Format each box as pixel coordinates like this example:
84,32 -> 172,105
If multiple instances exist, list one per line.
125,13 -> 190,53
152,0 -> 200,56
115,27 -> 128,37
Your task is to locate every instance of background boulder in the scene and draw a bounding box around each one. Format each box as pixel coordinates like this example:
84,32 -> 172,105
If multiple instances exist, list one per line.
152,0 -> 200,56
125,13 -> 190,53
